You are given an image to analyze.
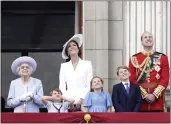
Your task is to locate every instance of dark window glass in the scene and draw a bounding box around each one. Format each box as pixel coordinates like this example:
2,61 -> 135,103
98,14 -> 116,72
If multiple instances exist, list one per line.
1,1 -> 75,51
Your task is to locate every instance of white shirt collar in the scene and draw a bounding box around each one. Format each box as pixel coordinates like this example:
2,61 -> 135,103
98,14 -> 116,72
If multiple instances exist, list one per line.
122,81 -> 130,86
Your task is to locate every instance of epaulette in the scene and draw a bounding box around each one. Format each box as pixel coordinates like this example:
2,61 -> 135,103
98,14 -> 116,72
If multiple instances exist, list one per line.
155,52 -> 166,56
132,52 -> 141,57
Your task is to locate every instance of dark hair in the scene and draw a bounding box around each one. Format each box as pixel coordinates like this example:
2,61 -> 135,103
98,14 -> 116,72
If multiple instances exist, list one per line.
90,76 -> 104,92
116,66 -> 129,75
65,40 -> 82,61
50,88 -> 63,96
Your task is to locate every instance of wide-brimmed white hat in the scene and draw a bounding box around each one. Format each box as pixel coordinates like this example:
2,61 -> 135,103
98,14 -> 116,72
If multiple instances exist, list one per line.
11,56 -> 37,75
62,34 -> 83,59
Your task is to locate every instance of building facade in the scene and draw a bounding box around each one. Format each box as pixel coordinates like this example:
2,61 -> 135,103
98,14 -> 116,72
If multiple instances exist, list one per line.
1,1 -> 170,111
82,1 -> 170,109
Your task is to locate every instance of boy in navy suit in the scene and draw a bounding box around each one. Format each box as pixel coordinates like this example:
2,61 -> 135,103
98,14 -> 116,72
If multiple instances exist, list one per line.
112,66 -> 142,112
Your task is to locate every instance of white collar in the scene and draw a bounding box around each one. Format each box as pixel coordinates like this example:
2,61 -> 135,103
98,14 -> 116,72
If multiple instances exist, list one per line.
122,81 -> 130,86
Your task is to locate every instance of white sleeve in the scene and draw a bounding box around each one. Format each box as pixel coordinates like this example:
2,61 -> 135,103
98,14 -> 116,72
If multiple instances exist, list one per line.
82,61 -> 93,99
59,64 -> 67,95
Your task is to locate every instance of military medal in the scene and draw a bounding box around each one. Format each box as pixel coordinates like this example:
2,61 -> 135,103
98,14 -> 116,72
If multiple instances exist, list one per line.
153,57 -> 160,65
156,59 -> 160,65
156,58 -> 161,65
156,73 -> 160,80
155,65 -> 161,72
153,58 -> 157,65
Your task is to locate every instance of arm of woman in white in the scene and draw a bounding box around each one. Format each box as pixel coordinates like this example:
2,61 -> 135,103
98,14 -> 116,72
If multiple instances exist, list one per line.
32,80 -> 44,106
7,81 -> 22,108
82,61 -> 93,99
59,64 -> 67,95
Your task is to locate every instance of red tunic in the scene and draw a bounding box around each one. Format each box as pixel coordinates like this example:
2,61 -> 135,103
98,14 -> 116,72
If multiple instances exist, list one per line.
129,51 -> 169,111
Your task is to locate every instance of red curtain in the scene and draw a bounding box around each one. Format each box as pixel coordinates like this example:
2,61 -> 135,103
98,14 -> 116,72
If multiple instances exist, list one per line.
1,112 -> 170,123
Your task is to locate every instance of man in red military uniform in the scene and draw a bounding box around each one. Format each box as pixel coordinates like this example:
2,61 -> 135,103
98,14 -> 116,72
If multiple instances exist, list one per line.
129,31 -> 170,112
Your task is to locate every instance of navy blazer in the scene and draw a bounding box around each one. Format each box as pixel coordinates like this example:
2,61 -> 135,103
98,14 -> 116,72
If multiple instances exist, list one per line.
112,82 -> 142,112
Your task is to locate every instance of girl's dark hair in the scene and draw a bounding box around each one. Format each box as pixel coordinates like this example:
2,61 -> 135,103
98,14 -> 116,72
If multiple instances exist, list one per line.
90,76 -> 104,92
65,40 -> 82,61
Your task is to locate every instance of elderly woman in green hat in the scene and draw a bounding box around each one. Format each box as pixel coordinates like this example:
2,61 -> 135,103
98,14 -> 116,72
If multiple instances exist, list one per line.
7,56 -> 44,112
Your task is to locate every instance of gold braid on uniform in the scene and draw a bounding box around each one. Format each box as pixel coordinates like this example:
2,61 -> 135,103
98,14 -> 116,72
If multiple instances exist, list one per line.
153,85 -> 165,99
131,56 -> 148,68
130,56 -> 151,99
140,86 -> 148,99
131,56 -> 146,81
131,51 -> 165,99
131,51 -> 158,99
137,57 -> 151,82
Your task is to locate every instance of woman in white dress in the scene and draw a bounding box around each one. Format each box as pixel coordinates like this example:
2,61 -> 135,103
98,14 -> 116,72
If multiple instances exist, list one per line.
7,56 -> 44,112
59,34 -> 93,112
